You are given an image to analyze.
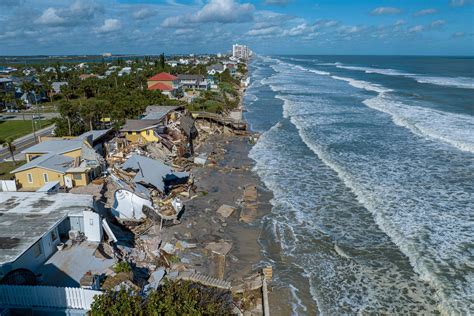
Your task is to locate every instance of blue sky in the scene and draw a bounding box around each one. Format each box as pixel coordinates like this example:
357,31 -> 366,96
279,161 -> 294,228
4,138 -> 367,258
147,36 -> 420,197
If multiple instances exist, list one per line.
0,0 -> 473,55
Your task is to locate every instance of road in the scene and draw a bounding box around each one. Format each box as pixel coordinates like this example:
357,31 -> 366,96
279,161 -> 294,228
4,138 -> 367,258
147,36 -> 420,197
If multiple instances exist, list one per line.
0,112 -> 60,121
0,125 -> 55,162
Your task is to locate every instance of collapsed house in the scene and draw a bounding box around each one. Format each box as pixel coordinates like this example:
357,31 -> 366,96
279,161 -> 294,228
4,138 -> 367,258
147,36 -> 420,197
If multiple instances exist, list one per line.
111,154 -> 189,222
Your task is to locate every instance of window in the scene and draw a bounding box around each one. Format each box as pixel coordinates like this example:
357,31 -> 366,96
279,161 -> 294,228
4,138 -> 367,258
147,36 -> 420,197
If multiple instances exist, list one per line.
43,173 -> 49,183
27,173 -> 33,183
32,241 -> 42,258
73,174 -> 82,180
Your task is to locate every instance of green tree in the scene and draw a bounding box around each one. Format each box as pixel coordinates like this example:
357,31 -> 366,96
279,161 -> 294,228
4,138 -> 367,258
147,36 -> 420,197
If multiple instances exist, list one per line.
90,280 -> 233,316
159,53 -> 165,69
0,137 -> 16,165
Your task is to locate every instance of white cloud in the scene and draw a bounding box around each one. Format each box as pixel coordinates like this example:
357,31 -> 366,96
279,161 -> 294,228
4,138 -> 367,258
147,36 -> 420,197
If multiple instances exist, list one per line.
133,8 -> 158,20
162,0 -> 254,28
283,23 -> 315,36
247,26 -> 281,36
450,0 -> 474,6
371,7 -> 401,15
35,8 -> 66,26
431,19 -> 446,28
34,1 -> 103,27
414,8 -> 437,16
395,20 -> 406,26
409,25 -> 425,33
96,19 -> 122,33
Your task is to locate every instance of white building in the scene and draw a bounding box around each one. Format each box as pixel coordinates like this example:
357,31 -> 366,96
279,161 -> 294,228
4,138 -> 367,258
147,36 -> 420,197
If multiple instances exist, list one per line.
232,44 -> 251,60
0,192 -> 109,283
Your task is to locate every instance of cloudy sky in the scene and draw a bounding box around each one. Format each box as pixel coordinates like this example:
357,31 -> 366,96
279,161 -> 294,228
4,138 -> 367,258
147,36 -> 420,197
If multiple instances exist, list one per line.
0,0 -> 473,56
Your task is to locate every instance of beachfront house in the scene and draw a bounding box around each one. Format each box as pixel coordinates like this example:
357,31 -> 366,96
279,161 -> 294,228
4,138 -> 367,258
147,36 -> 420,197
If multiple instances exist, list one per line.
121,119 -> 163,143
177,74 -> 209,90
0,192 -> 113,314
12,132 -> 109,190
206,64 -> 225,76
147,72 -> 182,98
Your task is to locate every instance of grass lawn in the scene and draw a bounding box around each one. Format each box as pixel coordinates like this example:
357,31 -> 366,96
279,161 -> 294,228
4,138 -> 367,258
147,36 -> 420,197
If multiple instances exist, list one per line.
0,119 -> 52,140
0,161 -> 25,180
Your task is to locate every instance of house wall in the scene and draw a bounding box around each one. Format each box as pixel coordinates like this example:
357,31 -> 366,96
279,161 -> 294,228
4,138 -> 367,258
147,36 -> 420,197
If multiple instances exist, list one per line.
147,79 -> 173,88
125,129 -> 159,143
0,225 -> 61,278
15,168 -> 65,190
64,172 -> 89,187
82,211 -> 102,242
62,149 -> 82,159
25,149 -> 82,163
15,166 -> 95,190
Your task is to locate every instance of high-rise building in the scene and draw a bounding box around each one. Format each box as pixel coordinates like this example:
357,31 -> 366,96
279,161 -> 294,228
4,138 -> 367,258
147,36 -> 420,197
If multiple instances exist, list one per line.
232,44 -> 251,60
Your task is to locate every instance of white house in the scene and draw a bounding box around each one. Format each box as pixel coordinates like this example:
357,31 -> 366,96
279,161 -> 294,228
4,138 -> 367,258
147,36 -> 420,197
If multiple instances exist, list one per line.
0,192 -> 105,283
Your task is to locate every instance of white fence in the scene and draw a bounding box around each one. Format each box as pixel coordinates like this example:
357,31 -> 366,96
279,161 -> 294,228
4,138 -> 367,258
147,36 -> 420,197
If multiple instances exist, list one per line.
0,285 -> 102,311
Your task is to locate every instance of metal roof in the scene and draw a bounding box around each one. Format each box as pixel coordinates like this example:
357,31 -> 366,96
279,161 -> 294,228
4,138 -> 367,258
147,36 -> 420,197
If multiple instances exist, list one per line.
120,119 -> 161,132
142,105 -> 181,121
0,192 -> 94,265
10,154 -> 74,174
120,154 -> 188,192
22,139 -> 83,155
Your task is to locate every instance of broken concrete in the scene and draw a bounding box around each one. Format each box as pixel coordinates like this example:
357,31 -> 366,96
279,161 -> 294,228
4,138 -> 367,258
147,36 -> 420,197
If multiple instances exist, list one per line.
216,204 -> 236,218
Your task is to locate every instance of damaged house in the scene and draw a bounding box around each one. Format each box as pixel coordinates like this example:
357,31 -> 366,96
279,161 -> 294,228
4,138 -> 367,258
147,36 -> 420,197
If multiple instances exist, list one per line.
112,154 -> 189,221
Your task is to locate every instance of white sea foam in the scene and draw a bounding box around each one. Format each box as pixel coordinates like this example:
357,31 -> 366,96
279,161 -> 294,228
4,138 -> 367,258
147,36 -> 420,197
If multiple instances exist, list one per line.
250,118 -> 441,314
336,64 -> 474,89
251,60 -> 474,314
329,75 -> 474,153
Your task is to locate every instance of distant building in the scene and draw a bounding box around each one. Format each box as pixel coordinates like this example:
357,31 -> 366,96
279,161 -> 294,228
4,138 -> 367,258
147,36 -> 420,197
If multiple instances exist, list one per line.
51,81 -> 68,94
206,63 -> 225,76
147,72 -> 182,98
177,74 -> 209,90
102,52 -> 112,57
232,44 -> 251,60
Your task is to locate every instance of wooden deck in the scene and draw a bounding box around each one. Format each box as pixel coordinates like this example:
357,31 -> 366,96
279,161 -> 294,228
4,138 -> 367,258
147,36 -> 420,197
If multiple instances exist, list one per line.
191,111 -> 247,131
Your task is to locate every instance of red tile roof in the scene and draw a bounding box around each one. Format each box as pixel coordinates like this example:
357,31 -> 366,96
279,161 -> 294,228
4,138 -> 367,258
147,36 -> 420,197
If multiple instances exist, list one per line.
148,72 -> 177,81
148,82 -> 173,91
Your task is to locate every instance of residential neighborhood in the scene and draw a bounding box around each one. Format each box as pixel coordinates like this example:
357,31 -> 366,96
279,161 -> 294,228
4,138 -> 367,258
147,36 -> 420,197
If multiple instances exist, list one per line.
0,46 -> 273,315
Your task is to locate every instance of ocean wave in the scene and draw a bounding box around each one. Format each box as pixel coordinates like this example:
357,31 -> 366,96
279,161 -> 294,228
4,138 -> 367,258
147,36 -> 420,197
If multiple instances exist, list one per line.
250,119 -> 441,314
329,75 -> 474,153
336,64 -> 474,89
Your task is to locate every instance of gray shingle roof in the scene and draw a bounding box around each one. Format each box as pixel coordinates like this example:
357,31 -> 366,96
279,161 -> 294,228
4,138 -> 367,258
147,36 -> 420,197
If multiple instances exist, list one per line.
120,119 -> 161,132
11,154 -> 74,174
142,105 -> 182,121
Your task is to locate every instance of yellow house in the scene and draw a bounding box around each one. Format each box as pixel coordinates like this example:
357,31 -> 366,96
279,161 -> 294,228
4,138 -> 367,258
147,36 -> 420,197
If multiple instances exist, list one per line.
10,154 -> 100,190
121,119 -> 162,144
22,138 -> 83,162
23,129 -> 111,162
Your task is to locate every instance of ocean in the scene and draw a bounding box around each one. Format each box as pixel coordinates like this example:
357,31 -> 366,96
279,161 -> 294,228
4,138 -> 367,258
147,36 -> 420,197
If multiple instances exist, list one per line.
244,55 -> 474,314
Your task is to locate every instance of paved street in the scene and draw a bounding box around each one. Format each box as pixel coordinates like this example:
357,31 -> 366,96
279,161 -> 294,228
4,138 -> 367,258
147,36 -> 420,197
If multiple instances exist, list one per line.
0,125 -> 55,162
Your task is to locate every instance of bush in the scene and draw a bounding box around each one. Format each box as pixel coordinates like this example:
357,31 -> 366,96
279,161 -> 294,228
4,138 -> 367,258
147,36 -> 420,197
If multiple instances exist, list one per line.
113,261 -> 132,273
90,280 -> 234,316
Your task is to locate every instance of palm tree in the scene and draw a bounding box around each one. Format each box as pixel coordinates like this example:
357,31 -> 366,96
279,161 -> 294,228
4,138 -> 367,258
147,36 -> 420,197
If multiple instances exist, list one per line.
0,137 -> 16,165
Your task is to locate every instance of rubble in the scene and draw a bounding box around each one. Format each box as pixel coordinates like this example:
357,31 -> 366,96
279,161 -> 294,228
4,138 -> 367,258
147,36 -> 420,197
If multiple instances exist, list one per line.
205,241 -> 232,280
216,204 -> 236,218
240,185 -> 258,223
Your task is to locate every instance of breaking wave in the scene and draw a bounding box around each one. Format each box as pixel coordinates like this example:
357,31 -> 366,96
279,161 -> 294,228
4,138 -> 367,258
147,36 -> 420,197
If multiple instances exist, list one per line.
336,64 -> 474,89
330,75 -> 474,153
